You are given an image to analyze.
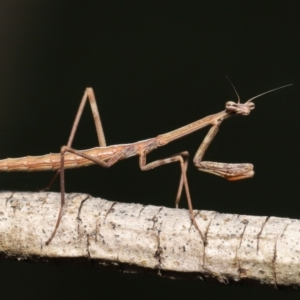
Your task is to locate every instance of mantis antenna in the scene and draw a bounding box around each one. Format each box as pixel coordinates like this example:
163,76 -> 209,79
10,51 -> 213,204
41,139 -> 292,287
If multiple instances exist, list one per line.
225,76 -> 241,103
226,76 -> 292,104
245,84 -> 293,103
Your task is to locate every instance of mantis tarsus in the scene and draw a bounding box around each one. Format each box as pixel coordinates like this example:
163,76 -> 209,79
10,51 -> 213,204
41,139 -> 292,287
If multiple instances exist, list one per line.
0,82 -> 292,245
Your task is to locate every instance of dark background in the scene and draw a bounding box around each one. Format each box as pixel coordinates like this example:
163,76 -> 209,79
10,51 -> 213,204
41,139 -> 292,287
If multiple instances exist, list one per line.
0,2 -> 299,299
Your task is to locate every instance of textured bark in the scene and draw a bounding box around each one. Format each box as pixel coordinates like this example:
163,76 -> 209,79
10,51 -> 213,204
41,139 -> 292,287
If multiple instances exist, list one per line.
0,191 -> 299,288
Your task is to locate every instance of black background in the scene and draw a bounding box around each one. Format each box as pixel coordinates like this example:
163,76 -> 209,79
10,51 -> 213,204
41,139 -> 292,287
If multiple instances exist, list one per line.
0,2 -> 299,299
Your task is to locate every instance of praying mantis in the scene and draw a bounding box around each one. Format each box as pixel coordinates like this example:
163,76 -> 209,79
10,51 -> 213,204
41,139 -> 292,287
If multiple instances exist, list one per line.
0,81 -> 292,245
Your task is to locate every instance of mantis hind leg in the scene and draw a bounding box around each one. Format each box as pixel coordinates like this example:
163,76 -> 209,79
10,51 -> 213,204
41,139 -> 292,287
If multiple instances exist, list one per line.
44,88 -> 108,245
45,144 -> 126,245
42,88 -> 107,191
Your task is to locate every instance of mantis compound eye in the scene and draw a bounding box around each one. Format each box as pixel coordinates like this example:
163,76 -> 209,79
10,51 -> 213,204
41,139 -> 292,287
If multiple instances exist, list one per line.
225,101 -> 238,113
247,101 -> 255,110
225,101 -> 236,109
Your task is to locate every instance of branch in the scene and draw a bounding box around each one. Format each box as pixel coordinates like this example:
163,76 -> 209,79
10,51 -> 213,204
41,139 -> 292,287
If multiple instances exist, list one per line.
0,191 -> 299,288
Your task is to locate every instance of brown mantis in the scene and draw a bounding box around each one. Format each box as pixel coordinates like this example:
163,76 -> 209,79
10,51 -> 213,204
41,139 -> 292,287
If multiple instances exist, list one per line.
0,81 -> 292,245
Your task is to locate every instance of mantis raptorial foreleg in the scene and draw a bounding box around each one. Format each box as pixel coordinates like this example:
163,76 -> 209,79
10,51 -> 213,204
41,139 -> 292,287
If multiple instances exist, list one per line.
193,119 -> 254,181
172,118 -> 253,210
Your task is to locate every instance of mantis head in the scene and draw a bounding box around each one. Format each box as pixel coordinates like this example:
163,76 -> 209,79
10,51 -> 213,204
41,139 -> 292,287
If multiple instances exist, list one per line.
224,78 -> 292,116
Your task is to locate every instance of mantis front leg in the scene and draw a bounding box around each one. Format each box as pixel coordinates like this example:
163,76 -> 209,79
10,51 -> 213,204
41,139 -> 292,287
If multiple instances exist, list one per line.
193,119 -> 254,182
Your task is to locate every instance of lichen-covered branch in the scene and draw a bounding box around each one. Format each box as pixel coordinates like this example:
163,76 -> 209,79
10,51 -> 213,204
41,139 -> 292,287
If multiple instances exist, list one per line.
0,191 -> 299,288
